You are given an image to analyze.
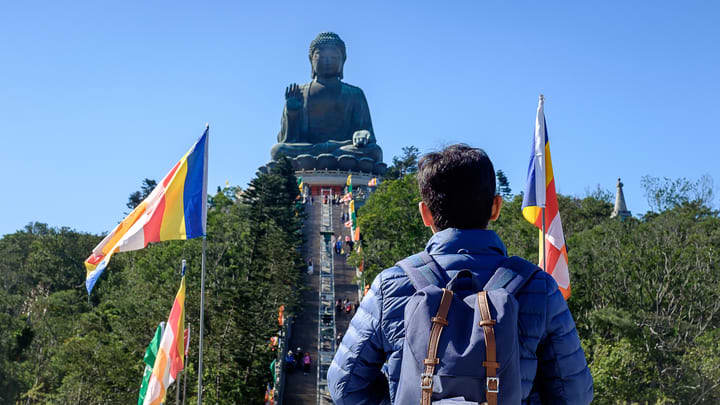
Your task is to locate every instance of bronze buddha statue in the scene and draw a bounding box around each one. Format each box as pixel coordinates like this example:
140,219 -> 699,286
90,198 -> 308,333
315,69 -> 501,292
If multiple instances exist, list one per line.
269,32 -> 384,173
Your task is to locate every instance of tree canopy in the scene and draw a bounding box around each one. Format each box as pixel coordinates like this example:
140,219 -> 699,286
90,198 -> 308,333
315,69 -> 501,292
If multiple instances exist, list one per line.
126,178 -> 158,210
383,145 -> 419,180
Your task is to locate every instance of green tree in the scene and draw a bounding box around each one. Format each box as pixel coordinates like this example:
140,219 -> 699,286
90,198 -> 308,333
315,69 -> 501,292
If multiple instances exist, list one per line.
641,174 -> 713,213
569,201 -> 720,403
384,146 -> 420,180
490,194 -> 538,262
127,178 -> 158,210
495,169 -> 512,199
349,174 -> 431,284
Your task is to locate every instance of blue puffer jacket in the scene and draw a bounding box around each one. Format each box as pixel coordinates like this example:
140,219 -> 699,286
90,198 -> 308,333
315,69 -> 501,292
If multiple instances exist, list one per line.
328,228 -> 593,404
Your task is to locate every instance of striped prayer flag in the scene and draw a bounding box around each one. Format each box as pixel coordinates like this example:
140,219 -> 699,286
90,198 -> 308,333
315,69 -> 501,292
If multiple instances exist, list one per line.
340,192 -> 353,203
346,174 -> 352,194
264,383 -> 275,405
143,276 -> 186,405
521,96 -> 570,299
84,128 -> 208,293
367,178 -> 378,187
297,177 -> 304,194
348,200 -> 360,241
138,322 -> 164,405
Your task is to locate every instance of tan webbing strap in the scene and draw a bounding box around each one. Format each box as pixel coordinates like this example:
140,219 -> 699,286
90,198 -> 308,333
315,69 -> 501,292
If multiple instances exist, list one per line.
478,291 -> 499,405
420,288 -> 453,405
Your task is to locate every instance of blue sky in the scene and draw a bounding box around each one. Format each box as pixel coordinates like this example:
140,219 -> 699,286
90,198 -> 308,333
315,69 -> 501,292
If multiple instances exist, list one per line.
1,1 -> 718,236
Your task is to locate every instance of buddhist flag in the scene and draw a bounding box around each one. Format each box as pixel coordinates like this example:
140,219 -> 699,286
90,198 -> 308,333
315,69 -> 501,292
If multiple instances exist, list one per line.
84,128 -> 209,294
143,276 -> 186,405
265,383 -> 275,405
138,322 -> 164,405
348,200 -> 360,241
346,174 -> 352,194
297,177 -> 304,194
368,178 -> 378,187
521,96 -> 570,299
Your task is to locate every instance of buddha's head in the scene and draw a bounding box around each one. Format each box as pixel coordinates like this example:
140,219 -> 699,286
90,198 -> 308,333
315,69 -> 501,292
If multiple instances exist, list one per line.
309,32 -> 346,80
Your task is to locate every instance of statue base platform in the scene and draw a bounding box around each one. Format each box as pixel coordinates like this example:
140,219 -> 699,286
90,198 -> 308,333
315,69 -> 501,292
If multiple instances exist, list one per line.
296,169 -> 375,196
267,153 -> 387,176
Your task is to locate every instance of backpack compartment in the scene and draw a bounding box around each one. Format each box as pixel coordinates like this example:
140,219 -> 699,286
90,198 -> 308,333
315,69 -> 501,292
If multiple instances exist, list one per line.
396,286 -> 523,404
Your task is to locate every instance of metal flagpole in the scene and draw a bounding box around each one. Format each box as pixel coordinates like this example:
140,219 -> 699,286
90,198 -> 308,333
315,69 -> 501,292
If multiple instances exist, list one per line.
182,325 -> 189,405
196,123 -> 209,405
541,207 -> 547,271
176,370 -> 181,403
176,259 -> 186,405
538,94 -> 547,272
197,237 -> 207,404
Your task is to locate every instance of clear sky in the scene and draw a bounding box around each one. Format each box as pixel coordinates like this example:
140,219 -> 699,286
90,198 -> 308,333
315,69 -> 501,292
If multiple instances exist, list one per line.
1,1 -> 718,236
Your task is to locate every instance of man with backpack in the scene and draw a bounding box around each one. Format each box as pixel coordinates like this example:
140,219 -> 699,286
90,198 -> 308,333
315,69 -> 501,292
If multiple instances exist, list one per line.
328,145 -> 593,404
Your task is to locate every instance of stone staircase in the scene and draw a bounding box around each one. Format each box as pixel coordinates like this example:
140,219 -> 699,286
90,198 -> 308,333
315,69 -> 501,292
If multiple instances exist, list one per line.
283,202 -> 321,404
282,200 -> 363,404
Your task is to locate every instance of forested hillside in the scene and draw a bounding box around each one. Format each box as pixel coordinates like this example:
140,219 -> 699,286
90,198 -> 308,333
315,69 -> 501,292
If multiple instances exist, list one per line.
350,172 -> 720,404
0,158 -> 304,404
2,146 -> 718,404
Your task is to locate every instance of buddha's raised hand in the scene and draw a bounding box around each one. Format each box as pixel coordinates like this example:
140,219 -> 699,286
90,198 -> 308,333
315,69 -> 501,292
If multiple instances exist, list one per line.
285,83 -> 303,110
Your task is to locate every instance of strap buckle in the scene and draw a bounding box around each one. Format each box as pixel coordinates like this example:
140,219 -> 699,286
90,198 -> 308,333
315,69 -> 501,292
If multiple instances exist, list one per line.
486,377 -> 499,393
421,373 -> 433,390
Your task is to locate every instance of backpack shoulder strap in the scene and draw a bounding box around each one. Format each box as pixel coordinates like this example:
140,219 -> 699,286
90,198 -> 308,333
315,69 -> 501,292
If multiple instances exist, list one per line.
396,251 -> 449,291
483,256 -> 542,296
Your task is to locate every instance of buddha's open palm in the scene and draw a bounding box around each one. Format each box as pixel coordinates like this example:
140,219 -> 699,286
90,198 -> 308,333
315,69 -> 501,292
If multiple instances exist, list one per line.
285,83 -> 302,110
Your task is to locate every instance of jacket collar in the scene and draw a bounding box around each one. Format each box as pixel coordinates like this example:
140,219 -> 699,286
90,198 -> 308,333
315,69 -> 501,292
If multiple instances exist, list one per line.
425,228 -> 507,257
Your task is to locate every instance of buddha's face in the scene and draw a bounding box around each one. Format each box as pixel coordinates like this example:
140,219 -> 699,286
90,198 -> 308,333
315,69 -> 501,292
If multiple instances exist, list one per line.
312,46 -> 343,79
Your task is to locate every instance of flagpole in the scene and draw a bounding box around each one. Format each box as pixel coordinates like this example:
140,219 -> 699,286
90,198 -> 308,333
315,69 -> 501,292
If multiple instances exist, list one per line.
176,259 -> 186,405
176,370 -> 181,403
197,237 -> 207,404
541,207 -> 546,271
197,123 -> 209,405
182,324 -> 189,405
539,94 -> 547,272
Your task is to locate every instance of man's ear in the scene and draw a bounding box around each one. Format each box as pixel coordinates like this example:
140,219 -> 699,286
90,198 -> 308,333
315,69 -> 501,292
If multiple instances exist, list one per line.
418,201 -> 437,233
489,195 -> 503,222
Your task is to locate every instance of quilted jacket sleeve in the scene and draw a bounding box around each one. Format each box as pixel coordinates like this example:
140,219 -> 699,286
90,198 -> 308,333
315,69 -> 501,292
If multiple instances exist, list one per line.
328,273 -> 390,405
535,277 -> 594,404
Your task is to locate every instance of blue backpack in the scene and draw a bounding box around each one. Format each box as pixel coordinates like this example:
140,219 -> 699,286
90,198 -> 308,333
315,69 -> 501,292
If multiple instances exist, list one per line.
394,252 -> 540,405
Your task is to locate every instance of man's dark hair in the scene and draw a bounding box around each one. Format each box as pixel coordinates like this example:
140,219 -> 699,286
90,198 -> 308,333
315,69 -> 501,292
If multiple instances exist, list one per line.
417,144 -> 496,230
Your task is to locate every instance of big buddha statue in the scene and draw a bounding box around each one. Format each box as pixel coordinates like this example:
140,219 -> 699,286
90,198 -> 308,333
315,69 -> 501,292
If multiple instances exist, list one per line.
269,32 -> 384,173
